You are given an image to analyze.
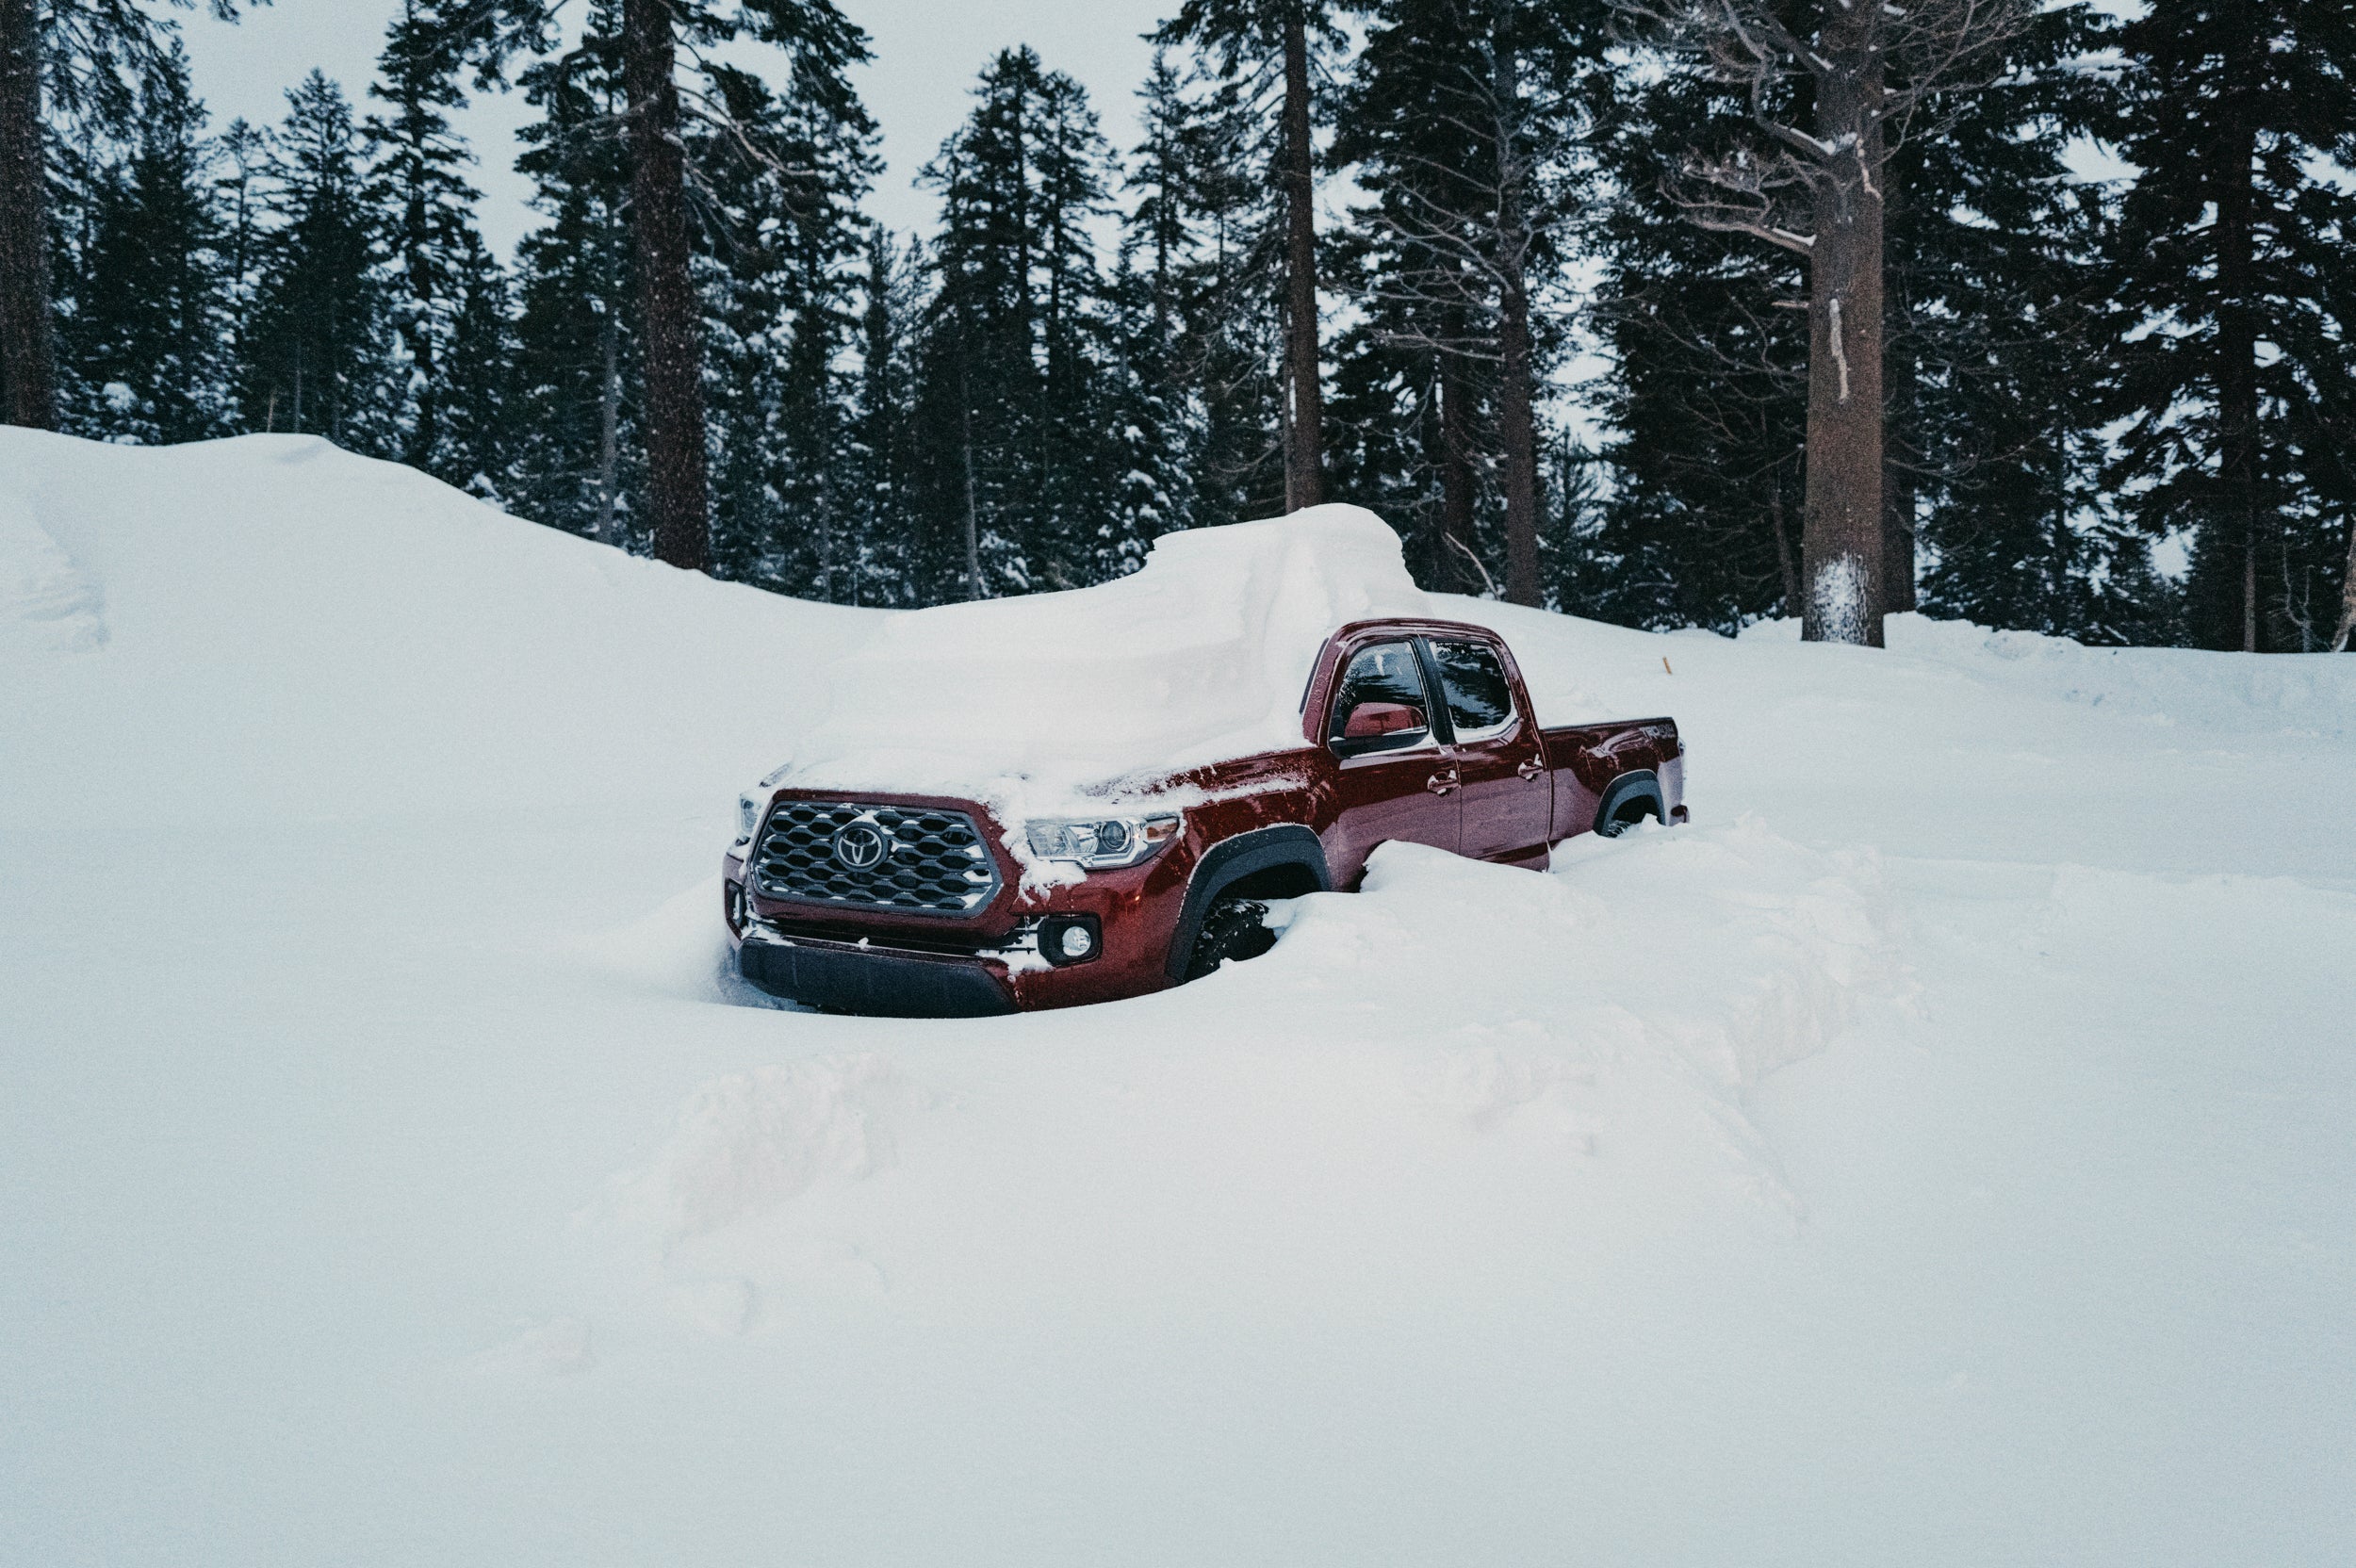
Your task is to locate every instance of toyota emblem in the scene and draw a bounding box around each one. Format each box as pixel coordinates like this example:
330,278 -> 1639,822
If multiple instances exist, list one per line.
832,823 -> 889,870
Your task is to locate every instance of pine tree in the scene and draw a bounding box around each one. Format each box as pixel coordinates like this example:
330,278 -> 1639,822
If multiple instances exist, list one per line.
1614,0 -> 2033,645
57,42 -> 230,444
436,228 -> 518,499
367,0 -> 495,482
693,57 -> 876,596
216,117 -> 266,386
507,13 -> 638,544
430,0 -> 872,575
1899,2 -> 2139,640
1155,0 -> 1344,513
2102,0 -> 2356,652
1335,0 -> 1604,604
844,228 -> 925,606
1107,49 -> 1209,564
1,0 -> 257,430
1584,44 -> 1808,630
1125,44 -> 1288,530
241,72 -> 393,449
914,46 -> 1117,600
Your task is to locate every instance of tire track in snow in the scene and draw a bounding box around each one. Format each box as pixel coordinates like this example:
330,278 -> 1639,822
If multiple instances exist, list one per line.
574,818 -> 1906,1339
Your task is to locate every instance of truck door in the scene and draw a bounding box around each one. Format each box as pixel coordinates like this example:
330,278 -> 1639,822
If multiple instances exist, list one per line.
1422,636 -> 1553,865
1322,638 -> 1460,882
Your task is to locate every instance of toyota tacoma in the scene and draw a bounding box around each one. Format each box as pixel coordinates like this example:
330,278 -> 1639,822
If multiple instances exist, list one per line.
723,614 -> 1684,1016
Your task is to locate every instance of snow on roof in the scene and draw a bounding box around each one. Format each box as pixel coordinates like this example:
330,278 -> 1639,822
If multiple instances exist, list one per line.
779,505 -> 1433,808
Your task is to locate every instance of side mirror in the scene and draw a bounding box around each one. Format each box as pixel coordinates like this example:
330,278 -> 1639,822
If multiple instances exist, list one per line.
1340,700 -> 1427,741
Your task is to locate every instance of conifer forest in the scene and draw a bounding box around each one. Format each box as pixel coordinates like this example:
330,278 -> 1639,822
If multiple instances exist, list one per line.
3,0 -> 2352,652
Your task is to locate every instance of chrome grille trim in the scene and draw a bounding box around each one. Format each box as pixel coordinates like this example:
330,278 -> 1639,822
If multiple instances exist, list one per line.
749,800 -> 1000,915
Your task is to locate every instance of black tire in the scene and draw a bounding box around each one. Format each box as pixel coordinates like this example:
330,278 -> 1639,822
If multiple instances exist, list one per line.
1596,801 -> 1645,838
1183,896 -> 1277,980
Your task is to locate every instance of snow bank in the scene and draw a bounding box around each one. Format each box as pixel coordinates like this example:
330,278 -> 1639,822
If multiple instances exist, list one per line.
779,504 -> 1430,808
6,430 -> 2354,1568
0,428 -> 864,830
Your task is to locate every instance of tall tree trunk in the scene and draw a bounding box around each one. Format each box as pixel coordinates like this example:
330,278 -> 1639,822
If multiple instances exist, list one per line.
597,307 -> 619,547
1771,490 -> 1801,618
622,0 -> 709,573
1497,269 -> 1542,608
959,359 -> 982,600
1799,24 -> 1887,646
1280,7 -> 1324,513
1438,347 -> 1475,593
0,0 -> 57,429
2331,512 -> 2356,653
1492,39 -> 1541,609
2214,117 -> 2261,652
1882,220 -> 1918,615
405,211 -> 439,472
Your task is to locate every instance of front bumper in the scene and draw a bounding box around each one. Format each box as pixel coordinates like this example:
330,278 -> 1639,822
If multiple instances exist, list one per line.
737,922 -> 1020,1017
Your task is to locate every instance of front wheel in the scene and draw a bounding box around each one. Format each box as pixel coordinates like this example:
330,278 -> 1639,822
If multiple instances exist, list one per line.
1184,896 -> 1278,980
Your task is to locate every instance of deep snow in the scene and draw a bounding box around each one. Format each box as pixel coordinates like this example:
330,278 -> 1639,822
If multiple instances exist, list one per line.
784,502 -> 1436,808
3,431 -> 2351,1567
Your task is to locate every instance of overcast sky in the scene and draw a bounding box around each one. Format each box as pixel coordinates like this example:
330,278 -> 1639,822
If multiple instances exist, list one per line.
177,0 -> 1173,257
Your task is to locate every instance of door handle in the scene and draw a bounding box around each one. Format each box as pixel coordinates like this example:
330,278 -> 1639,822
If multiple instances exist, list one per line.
1516,758 -> 1545,781
1427,769 -> 1459,795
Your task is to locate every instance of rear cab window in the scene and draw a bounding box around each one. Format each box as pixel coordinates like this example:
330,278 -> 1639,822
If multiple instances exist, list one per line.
1423,638 -> 1517,742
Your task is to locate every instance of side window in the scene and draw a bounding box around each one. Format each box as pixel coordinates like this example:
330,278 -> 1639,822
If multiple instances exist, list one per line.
1427,639 -> 1515,738
1328,641 -> 1434,752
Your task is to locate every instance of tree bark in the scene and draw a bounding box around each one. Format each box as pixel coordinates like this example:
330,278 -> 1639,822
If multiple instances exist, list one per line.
1882,214 -> 1917,615
0,0 -> 57,429
1280,7 -> 1324,513
2331,512 -> 2356,653
1799,21 -> 1886,646
1771,490 -> 1801,619
1438,347 -> 1475,594
622,0 -> 709,573
1492,40 -> 1541,609
597,306 -> 619,547
403,217 -> 439,471
1496,274 -> 1542,606
959,359 -> 982,600
2214,117 -> 2261,652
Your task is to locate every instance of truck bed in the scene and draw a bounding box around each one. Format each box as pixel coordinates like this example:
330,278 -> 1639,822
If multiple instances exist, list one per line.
1539,717 -> 1684,843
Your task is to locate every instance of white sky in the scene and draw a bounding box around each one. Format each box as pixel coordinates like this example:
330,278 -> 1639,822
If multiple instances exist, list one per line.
176,0 -> 1174,257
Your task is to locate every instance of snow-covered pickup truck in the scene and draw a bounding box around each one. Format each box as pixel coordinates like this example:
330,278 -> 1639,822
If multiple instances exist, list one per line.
723,596 -> 1685,1017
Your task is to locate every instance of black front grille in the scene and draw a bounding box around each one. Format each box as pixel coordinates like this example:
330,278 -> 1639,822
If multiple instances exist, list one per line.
750,800 -> 1001,915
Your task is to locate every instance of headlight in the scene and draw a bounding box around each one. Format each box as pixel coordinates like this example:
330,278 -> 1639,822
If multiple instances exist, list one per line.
1024,812 -> 1181,870
736,764 -> 791,843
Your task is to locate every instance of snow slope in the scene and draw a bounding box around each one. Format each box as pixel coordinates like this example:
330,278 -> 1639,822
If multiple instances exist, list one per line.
4,431 -> 2351,1567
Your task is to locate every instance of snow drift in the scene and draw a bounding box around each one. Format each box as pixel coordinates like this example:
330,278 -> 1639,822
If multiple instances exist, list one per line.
4,431 -> 2352,1568
780,503 -> 1431,807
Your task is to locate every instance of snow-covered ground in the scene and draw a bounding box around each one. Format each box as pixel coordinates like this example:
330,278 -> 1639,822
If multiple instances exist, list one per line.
4,431 -> 2351,1566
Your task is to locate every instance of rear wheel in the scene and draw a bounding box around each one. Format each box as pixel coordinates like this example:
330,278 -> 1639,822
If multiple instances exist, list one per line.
1184,896 -> 1277,980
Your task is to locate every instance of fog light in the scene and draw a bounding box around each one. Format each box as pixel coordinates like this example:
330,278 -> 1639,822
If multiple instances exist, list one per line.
1039,915 -> 1101,967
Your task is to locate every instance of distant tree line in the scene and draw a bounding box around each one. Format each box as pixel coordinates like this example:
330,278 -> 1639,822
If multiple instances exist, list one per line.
2,0 -> 2352,650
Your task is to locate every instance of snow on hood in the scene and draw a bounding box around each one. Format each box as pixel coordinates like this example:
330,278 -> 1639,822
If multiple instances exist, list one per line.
776,505 -> 1432,814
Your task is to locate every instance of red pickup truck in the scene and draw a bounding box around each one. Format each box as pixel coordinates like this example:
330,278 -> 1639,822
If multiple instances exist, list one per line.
723,615 -> 1684,1016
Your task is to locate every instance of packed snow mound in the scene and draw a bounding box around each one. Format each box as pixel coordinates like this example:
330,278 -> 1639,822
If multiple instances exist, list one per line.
779,504 -> 1431,807
0,428 -> 864,829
